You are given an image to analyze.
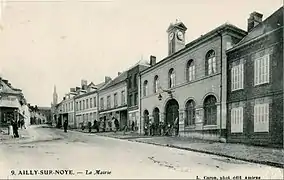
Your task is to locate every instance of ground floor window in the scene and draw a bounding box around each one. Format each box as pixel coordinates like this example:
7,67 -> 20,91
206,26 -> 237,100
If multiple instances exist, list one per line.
231,107 -> 243,133
254,103 -> 269,132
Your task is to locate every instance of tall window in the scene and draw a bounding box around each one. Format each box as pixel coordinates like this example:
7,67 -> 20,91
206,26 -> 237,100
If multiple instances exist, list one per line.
187,60 -> 195,81
83,100 -> 85,110
121,91 -> 125,105
254,103 -> 269,132
185,100 -> 195,126
107,96 -> 111,109
154,75 -> 159,93
134,93 -> 138,106
254,54 -> 270,86
231,107 -> 243,133
86,99 -> 89,109
134,73 -> 138,87
114,93 -> 118,107
90,98 -> 93,108
231,64 -> 244,91
94,97 -> 97,107
143,80 -> 148,97
206,50 -> 217,75
204,95 -> 217,125
100,97 -> 104,110
76,102 -> 79,111
169,68 -> 176,88
129,76 -> 132,88
129,95 -> 133,107
79,101 -> 82,110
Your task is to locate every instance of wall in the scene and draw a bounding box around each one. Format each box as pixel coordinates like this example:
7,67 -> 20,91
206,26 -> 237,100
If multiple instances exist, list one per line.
227,26 -> 283,146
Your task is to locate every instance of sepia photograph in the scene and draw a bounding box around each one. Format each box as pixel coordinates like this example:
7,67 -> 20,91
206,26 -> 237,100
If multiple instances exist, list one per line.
0,0 -> 283,179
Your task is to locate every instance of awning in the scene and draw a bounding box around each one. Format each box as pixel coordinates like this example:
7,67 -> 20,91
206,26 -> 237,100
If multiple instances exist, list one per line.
99,106 -> 127,115
0,98 -> 21,108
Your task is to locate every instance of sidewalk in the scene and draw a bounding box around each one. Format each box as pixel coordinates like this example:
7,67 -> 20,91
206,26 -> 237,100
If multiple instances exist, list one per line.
95,131 -> 284,168
72,128 -> 146,139
0,125 -> 61,144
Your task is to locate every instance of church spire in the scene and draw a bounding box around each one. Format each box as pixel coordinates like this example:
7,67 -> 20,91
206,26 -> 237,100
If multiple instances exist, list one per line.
53,85 -> 58,105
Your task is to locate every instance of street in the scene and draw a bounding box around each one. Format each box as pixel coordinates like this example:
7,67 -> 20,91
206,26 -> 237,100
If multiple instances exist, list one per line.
0,126 -> 283,179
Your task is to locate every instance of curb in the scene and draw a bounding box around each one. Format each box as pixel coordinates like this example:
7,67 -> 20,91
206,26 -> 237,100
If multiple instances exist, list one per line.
130,139 -> 284,169
95,134 -> 284,169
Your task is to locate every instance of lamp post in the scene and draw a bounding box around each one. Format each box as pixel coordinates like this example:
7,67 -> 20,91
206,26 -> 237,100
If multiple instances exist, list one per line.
157,86 -> 174,101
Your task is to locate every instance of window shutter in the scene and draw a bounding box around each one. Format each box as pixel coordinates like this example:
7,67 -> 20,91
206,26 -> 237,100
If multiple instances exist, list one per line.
231,109 -> 234,132
240,64 -> 244,89
240,107 -> 243,132
266,54 -> 270,83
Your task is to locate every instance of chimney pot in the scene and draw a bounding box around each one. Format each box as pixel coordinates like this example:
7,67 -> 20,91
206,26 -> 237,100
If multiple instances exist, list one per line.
150,55 -> 156,66
118,72 -> 121,76
105,76 -> 112,83
247,11 -> 263,32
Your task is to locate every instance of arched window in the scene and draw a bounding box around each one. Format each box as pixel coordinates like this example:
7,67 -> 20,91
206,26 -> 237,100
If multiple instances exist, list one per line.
187,60 -> 195,81
143,80 -> 148,97
168,68 -> 176,88
143,110 -> 150,126
204,95 -> 217,125
206,50 -> 217,75
153,75 -> 159,93
185,100 -> 195,126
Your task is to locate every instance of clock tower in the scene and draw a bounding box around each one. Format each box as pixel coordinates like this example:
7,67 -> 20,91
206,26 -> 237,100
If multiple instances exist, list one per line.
167,19 -> 187,56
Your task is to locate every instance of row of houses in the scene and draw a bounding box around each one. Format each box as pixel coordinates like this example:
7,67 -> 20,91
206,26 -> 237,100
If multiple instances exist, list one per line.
52,7 -> 283,147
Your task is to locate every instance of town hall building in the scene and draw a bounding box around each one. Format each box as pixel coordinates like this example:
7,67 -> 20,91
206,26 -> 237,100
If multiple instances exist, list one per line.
140,20 -> 247,141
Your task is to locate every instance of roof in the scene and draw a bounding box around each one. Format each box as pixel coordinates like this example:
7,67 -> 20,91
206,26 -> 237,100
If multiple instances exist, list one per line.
228,7 -> 283,52
141,22 -> 247,75
126,59 -> 151,71
38,107 -> 51,110
99,71 -> 127,91
0,78 -> 23,95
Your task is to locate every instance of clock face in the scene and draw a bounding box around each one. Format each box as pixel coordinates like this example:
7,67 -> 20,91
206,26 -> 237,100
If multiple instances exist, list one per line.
177,31 -> 184,41
169,33 -> 174,40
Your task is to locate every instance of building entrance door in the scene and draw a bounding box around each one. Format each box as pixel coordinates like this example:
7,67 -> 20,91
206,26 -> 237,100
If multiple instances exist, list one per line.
165,99 -> 179,136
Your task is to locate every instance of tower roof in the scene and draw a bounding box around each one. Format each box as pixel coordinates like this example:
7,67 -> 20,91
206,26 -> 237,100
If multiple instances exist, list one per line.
167,20 -> 187,33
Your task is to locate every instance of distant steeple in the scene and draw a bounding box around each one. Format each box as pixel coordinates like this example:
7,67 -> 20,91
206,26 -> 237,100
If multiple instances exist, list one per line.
53,85 -> 58,105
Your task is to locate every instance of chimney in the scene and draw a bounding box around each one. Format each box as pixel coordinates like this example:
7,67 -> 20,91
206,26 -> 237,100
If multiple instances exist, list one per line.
247,11 -> 263,32
105,76 -> 112,83
150,55 -> 156,66
118,72 -> 122,76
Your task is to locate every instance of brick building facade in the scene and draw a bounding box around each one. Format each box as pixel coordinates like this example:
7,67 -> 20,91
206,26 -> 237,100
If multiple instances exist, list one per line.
127,61 -> 149,133
226,7 -> 283,146
140,21 -> 246,140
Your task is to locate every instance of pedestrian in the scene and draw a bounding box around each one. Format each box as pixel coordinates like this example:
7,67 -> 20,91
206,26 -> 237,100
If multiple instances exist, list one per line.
63,119 -> 68,133
113,117 -> 119,133
131,121 -> 135,132
12,119 -> 19,138
174,117 -> 179,136
149,120 -> 153,136
88,121 -> 92,133
93,120 -> 99,133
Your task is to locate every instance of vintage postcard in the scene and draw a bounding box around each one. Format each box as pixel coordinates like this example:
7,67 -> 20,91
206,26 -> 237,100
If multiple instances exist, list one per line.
0,0 -> 283,179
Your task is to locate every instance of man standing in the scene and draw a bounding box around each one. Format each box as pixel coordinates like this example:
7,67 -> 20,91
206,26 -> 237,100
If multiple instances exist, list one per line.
63,119 -> 68,133
88,121 -> 92,133
11,118 -> 19,138
114,117 -> 119,132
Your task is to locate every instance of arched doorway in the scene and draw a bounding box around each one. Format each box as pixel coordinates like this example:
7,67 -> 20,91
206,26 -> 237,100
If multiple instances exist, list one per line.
165,99 -> 179,136
153,107 -> 160,135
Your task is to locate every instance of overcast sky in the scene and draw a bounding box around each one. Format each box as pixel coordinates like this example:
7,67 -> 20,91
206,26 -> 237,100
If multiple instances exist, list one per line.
0,0 -> 282,107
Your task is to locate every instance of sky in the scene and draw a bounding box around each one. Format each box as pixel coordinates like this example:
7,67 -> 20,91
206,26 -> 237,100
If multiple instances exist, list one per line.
0,0 -> 282,107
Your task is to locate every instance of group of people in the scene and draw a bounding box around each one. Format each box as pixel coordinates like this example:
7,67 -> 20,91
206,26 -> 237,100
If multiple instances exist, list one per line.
62,117 -> 138,134
144,117 -> 179,136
